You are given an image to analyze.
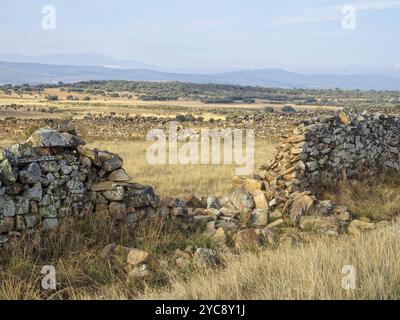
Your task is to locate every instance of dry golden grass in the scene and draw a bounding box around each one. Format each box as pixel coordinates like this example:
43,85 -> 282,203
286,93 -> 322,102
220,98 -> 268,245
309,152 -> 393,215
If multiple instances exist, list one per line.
323,174 -> 400,222
0,172 -> 400,300
1,129 -> 400,300
136,223 -> 400,300
88,138 -> 278,197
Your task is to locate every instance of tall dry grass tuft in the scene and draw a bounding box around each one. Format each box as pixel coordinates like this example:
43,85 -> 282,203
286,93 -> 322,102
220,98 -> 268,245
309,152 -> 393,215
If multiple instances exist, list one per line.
323,173 -> 400,221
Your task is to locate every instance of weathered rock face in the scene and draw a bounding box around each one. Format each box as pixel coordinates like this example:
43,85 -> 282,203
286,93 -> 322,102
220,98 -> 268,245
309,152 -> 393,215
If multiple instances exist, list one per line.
0,127 -> 159,244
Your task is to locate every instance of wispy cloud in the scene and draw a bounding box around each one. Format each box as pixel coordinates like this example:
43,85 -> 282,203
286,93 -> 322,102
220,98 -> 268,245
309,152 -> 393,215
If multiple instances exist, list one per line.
271,0 -> 400,26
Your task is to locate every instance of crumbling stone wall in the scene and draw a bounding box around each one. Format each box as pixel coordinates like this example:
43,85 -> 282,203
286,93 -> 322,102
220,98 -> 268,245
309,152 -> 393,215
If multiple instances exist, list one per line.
1,111 -> 399,246
0,127 -> 158,244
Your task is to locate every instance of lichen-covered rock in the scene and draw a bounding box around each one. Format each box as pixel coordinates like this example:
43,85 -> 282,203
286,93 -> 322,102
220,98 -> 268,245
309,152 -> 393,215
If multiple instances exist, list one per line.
23,183 -> 42,201
102,156 -> 123,172
28,128 -> 85,148
259,111 -> 400,227
103,186 -> 125,201
0,159 -> 18,184
7,143 -> 34,158
125,185 -> 158,208
0,195 -> 16,217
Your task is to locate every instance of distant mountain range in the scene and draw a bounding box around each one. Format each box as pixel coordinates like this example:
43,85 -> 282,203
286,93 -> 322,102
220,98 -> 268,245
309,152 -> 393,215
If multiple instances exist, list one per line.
0,53 -> 160,71
1,54 -> 400,90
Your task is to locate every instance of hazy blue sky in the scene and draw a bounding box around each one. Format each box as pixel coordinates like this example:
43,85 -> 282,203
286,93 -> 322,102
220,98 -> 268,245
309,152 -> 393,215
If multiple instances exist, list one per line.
0,0 -> 399,74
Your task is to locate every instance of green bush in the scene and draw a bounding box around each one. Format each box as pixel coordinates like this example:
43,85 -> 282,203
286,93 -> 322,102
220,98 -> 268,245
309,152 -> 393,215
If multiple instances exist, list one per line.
282,105 -> 296,113
175,114 -> 186,122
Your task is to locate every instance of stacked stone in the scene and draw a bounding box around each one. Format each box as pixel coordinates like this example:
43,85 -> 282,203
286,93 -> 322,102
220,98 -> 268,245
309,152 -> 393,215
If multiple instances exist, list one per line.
0,110 -> 340,142
252,111 -> 400,233
224,110 -> 335,137
0,127 -> 158,244
261,111 -> 400,194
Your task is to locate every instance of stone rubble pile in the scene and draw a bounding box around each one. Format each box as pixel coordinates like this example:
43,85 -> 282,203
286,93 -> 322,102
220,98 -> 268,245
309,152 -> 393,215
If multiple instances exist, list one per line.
0,126 -> 159,244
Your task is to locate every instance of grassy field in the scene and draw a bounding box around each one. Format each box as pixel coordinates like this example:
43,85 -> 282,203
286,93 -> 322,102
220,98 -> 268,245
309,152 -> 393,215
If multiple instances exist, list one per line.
0,88 -> 340,121
1,131 -> 400,299
0,175 -> 399,300
0,91 -> 399,300
87,138 -> 277,197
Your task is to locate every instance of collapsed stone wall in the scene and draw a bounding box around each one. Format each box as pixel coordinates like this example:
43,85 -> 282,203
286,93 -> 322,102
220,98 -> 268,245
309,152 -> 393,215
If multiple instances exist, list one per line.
1,110 -> 399,247
0,126 -> 159,244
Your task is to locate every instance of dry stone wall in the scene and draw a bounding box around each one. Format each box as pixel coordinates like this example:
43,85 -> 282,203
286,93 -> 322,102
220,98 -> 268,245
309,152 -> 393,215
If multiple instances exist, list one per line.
0,126 -> 159,244
0,110 -> 336,141
261,111 -> 400,194
258,111 -> 400,225
1,110 -> 399,247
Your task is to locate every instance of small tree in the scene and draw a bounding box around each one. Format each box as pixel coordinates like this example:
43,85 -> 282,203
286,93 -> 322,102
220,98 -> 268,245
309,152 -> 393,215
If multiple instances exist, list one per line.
175,114 -> 186,122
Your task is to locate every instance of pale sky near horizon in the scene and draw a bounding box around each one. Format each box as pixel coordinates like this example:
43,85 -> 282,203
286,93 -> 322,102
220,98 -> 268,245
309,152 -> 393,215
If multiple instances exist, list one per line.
0,0 -> 399,74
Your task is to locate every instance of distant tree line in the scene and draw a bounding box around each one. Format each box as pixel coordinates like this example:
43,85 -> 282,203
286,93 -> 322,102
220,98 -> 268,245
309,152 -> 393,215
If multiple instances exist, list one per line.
1,81 -> 399,109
